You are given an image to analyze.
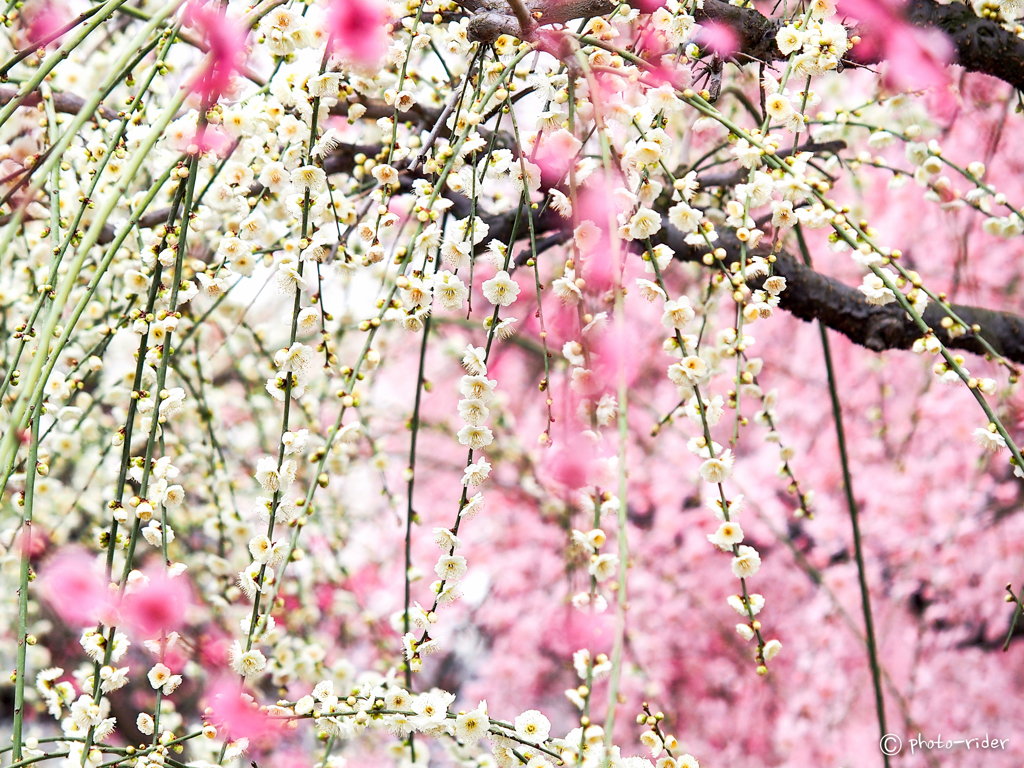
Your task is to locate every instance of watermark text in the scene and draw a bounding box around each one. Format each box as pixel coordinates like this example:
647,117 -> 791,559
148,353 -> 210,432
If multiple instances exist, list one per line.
879,733 -> 1009,756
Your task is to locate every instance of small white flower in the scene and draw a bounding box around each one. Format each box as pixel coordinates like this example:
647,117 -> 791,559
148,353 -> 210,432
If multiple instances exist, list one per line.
435,271 -> 468,310
514,710 -> 551,744
460,493 -> 484,520
668,355 -> 708,385
290,165 -> 327,193
282,429 -> 308,455
147,664 -> 171,690
731,545 -> 761,579
588,553 -> 619,582
462,458 -> 492,486
482,270 -> 521,306
858,271 -> 897,305
137,713 -> 155,735
661,297 -> 695,329
973,426 -> 1006,452
457,424 -> 493,450
727,593 -> 765,616
455,702 -> 490,742
776,25 -> 804,54
627,206 -> 662,240
699,450 -> 734,483
434,554 -> 468,581
707,521 -> 744,551
274,343 -> 314,373
462,345 -> 487,375
228,641 -> 267,679
636,278 -> 667,302
458,398 -> 490,427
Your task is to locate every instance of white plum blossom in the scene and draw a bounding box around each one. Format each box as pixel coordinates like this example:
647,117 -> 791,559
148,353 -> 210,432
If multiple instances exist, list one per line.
482,270 -> 521,306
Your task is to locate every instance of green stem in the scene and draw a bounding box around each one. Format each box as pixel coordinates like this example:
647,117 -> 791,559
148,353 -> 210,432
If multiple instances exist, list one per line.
797,225 -> 889,768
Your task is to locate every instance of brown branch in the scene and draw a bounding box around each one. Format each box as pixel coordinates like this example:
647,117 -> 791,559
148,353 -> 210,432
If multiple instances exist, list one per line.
691,0 -> 784,64
82,127 -> 1024,366
697,140 -> 848,188
469,191 -> 1024,364
663,228 -> 1024,364
0,86 -> 119,121
907,0 -> 1024,91
686,0 -> 1024,93
466,0 -> 616,42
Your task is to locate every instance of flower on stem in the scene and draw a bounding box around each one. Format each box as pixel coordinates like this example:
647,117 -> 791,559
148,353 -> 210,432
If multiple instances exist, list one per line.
228,640 -> 267,679
434,554 -> 468,581
457,424 -> 493,450
455,702 -> 490,742
254,457 -> 297,492
763,638 -> 783,661
707,521 -> 744,551
731,545 -> 762,578
458,398 -> 490,427
858,270 -> 897,305
974,426 -> 1006,452
589,552 -> 619,582
482,270 -> 521,306
699,450 -> 735,483
662,297 -> 696,329
514,710 -> 551,744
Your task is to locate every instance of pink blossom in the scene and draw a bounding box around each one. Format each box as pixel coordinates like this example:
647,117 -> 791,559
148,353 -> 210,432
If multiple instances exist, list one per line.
22,0 -> 69,46
546,438 -> 597,489
592,326 -> 645,390
204,677 -> 279,740
37,547 -> 111,627
120,571 -> 191,637
189,124 -> 233,156
574,181 -> 621,292
14,523 -> 47,558
182,0 -> 249,103
696,21 -> 739,58
531,129 -> 583,185
326,0 -> 390,70
841,0 -> 952,94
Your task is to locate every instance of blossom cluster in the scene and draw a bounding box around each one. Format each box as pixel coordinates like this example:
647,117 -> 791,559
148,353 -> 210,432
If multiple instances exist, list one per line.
1,0 -> 1024,767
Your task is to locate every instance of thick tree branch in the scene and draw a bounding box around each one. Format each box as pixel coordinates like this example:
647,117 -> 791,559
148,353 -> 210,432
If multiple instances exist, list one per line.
692,0 -> 784,64
663,228 -> 1024,363
94,125 -> 1024,365
469,191 -> 1024,363
0,87 -> 119,121
697,140 -> 847,188
908,0 -> 1024,92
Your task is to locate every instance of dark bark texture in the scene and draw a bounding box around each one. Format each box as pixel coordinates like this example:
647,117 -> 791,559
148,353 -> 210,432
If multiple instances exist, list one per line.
908,0 -> 1024,91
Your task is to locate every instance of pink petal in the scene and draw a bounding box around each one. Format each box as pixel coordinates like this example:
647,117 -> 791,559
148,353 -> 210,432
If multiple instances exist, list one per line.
38,547 -> 110,627
120,571 -> 192,637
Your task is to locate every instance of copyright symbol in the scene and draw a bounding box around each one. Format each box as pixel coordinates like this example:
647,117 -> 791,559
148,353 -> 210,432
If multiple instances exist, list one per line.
880,734 -> 902,756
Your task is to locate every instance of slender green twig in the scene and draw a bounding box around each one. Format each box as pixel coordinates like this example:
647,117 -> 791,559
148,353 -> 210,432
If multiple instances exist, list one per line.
796,225 -> 889,768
